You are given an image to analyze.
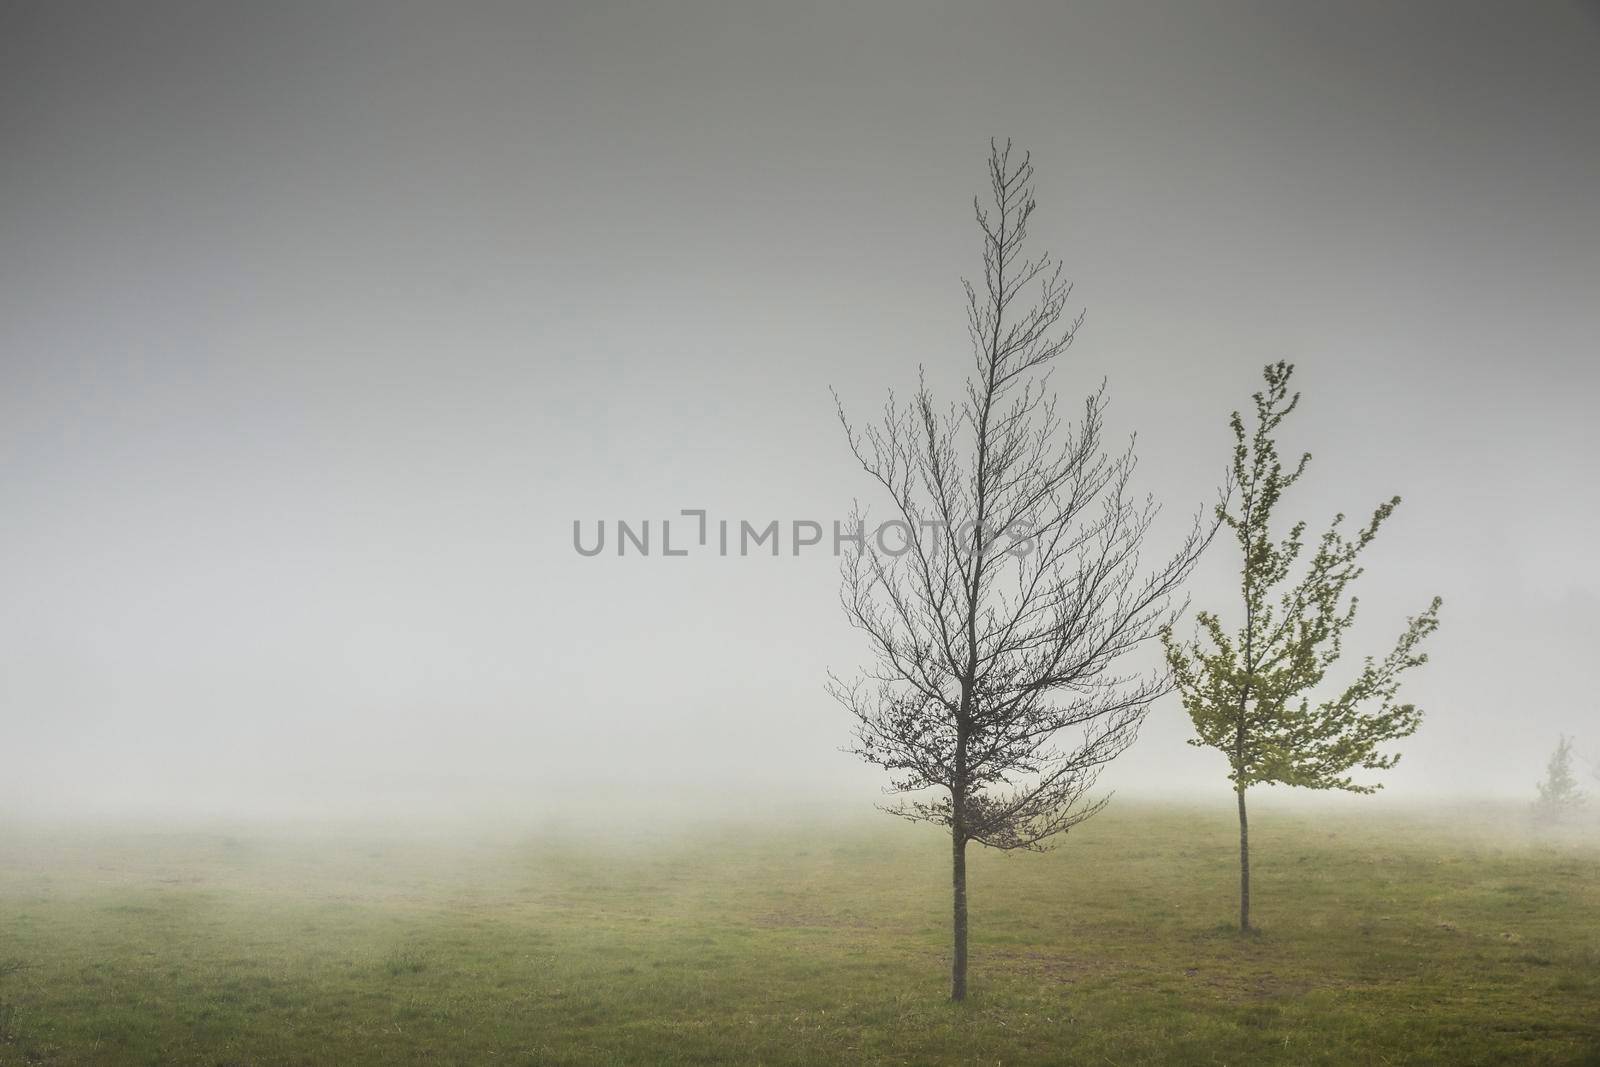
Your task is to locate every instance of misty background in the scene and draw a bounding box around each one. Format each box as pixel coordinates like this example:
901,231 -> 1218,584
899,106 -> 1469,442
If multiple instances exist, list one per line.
2,1 -> 1597,820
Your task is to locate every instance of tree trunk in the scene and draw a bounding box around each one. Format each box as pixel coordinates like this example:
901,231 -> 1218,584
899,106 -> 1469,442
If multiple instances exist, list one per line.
951,831 -> 969,1001
1236,783 -> 1251,932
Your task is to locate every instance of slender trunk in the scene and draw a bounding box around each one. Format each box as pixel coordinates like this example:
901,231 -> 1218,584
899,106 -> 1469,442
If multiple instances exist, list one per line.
946,149 -> 1003,1008
1236,783 -> 1251,932
951,830 -> 969,1001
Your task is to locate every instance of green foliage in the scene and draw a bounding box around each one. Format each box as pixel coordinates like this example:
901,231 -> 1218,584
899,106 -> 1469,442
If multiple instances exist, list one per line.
1535,735 -> 1585,822
1163,362 -> 1442,794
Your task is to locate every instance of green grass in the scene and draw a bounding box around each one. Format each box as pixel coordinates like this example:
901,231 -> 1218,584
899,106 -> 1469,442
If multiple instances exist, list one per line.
1,801 -> 1597,1065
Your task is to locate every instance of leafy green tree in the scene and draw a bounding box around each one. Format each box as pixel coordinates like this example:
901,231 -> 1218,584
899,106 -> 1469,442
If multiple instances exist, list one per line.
1163,362 -> 1442,932
1534,735 -> 1584,822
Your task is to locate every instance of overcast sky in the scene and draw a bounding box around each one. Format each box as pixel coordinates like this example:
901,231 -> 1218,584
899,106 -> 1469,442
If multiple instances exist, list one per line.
2,1 -> 1597,819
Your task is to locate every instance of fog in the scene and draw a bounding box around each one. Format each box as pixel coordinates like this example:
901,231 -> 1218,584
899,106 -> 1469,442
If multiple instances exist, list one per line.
2,1 -> 1597,822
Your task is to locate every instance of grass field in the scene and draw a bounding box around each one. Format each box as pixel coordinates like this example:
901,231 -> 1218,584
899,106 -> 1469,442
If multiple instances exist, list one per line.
1,800 -> 1597,1065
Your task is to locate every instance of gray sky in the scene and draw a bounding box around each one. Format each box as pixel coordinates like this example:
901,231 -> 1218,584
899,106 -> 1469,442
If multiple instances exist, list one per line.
2,1 -> 1597,818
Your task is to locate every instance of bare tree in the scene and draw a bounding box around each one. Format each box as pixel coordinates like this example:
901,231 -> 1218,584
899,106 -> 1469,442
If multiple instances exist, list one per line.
830,141 -> 1217,1002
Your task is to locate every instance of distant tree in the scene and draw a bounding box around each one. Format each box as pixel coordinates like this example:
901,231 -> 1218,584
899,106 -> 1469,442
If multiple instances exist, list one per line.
1162,362 -> 1442,933
1534,735 -> 1584,822
831,140 -> 1216,1001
